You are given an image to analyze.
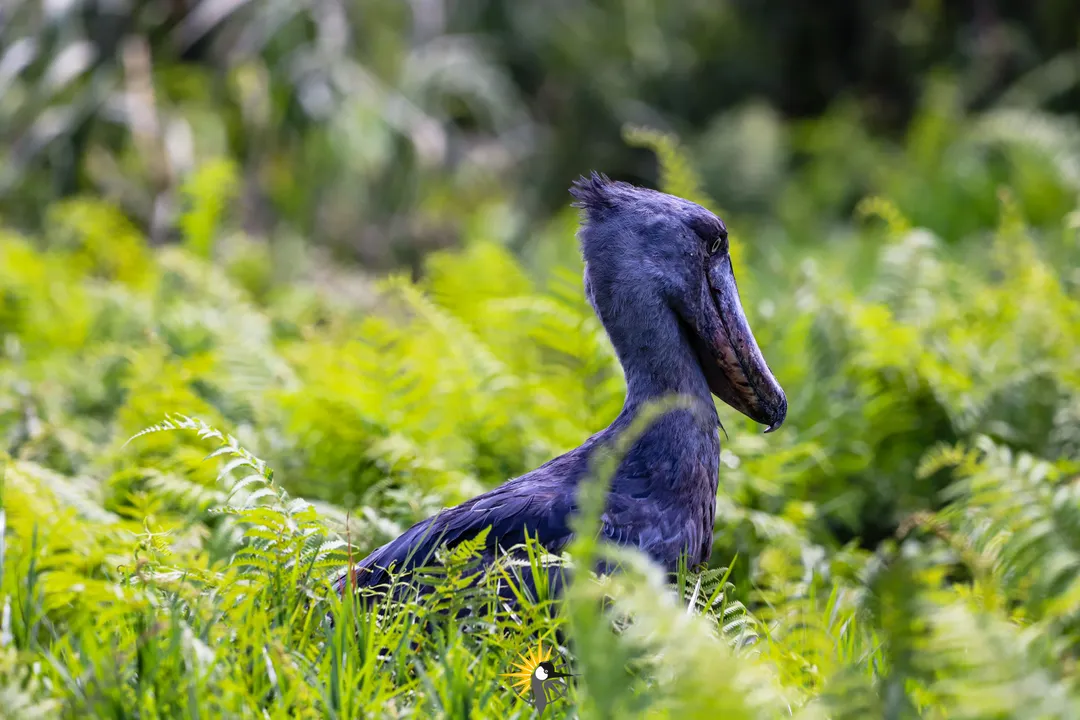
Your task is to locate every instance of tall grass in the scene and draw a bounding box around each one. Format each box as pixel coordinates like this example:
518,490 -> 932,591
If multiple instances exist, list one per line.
1,117 -> 1079,716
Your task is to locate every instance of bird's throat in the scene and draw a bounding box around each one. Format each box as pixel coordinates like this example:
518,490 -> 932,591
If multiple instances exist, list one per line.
610,301 -> 717,415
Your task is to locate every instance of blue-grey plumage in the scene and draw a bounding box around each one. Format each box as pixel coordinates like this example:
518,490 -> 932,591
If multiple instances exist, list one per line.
335,173 -> 787,595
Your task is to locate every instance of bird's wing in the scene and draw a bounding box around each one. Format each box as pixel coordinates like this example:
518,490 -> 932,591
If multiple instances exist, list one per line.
599,493 -> 662,548
343,478 -> 573,590
543,678 -> 571,703
598,492 -> 696,571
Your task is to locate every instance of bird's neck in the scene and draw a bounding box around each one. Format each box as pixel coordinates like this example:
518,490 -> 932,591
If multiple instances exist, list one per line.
601,294 -> 716,415
586,292 -> 721,493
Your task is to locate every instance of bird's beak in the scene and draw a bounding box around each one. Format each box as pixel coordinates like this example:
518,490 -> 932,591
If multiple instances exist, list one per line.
687,252 -> 787,432
548,671 -> 575,679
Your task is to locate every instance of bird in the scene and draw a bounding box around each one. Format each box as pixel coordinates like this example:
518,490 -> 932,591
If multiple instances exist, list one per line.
502,641 -> 575,716
335,172 -> 787,598
528,660 -> 574,716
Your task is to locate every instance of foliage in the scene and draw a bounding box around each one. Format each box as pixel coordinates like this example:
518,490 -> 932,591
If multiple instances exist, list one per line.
3,0 -> 1079,261
2,65 -> 1080,716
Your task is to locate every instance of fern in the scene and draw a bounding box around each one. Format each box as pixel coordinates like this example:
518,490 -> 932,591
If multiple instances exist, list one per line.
1,109 -> 1079,716
126,415 -> 350,593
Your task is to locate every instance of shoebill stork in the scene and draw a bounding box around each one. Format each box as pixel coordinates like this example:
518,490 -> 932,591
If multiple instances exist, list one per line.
335,173 -> 787,596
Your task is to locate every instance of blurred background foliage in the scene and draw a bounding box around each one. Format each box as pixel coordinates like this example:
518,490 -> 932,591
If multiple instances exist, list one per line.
2,0 -> 1080,717
4,0 -> 1080,265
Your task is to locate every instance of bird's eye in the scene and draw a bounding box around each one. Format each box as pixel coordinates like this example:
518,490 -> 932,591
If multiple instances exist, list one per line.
688,214 -> 728,254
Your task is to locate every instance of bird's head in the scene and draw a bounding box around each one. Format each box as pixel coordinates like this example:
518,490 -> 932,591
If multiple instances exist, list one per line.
570,173 -> 786,432
533,660 -> 571,681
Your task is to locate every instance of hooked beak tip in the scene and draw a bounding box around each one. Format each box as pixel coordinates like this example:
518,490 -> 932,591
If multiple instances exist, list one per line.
761,396 -> 787,433
762,391 -> 788,434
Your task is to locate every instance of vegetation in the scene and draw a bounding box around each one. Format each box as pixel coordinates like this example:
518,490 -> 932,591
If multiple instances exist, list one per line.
3,2 -> 1080,718
2,116 -> 1078,714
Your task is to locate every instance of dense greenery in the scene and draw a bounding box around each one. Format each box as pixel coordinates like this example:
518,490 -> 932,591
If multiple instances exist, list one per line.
5,0 -> 1080,260
3,3 -> 1080,716
2,112 -> 1079,715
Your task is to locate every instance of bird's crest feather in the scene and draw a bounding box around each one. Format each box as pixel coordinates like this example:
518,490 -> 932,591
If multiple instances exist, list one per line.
569,171 -> 619,215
